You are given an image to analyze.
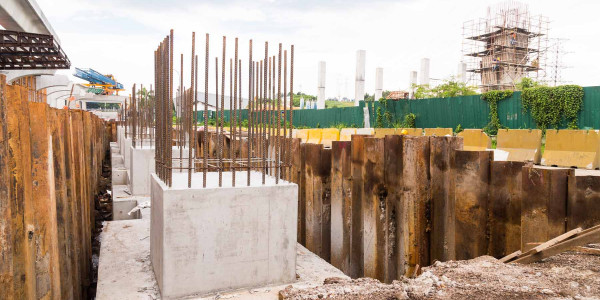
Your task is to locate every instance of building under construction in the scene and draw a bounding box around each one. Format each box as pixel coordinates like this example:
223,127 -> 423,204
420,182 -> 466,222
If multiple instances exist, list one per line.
462,2 -> 550,91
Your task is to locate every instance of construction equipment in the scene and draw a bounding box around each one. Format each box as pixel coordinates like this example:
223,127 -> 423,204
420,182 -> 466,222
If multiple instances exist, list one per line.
74,67 -> 125,95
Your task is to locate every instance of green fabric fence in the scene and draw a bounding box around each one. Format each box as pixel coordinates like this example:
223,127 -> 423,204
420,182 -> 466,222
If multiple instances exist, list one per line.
195,86 -> 600,130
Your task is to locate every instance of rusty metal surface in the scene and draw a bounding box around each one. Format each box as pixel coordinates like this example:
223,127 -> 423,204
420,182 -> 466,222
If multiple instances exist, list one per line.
153,30 -> 294,187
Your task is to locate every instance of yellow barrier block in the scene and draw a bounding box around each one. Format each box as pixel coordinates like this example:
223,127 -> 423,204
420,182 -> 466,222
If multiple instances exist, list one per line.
424,128 -> 453,136
292,129 -> 298,139
356,128 -> 375,135
457,129 -> 492,151
374,128 -> 397,138
400,128 -> 423,136
321,128 -> 340,148
542,129 -> 600,169
496,129 -> 542,163
296,129 -> 309,143
306,128 -> 323,144
340,128 -> 357,141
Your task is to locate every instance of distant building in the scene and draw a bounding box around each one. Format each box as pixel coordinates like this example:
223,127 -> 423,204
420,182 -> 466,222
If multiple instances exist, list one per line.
385,91 -> 410,100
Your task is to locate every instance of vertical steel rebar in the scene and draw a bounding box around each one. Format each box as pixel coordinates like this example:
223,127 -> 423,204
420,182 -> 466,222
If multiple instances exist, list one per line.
247,40 -> 252,185
203,34 -> 209,187
219,36 -> 226,187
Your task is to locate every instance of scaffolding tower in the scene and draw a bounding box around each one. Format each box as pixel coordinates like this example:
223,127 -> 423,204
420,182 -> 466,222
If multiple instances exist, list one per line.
462,2 -> 550,92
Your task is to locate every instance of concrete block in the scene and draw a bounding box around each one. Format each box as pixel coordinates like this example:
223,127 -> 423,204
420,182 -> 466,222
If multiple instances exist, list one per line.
128,145 -> 155,196
112,167 -> 128,185
150,171 -> 298,299
123,137 -> 132,169
111,185 -> 143,220
111,154 -> 124,167
96,217 -> 346,300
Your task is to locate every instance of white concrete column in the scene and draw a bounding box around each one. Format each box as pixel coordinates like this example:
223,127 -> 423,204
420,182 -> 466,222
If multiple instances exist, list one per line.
354,50 -> 366,106
299,97 -> 305,109
409,71 -> 418,99
457,62 -> 467,83
419,58 -> 430,86
317,61 -> 326,109
374,67 -> 383,101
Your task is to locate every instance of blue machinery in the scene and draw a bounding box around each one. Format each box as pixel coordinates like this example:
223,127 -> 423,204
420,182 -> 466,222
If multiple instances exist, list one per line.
74,68 -> 124,95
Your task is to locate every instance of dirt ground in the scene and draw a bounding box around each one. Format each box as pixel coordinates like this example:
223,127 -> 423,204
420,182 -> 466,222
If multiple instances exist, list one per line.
280,246 -> 600,300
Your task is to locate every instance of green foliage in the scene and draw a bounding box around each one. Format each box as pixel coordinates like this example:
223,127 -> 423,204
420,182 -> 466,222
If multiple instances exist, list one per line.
402,113 -> 416,128
412,77 -> 478,99
332,123 -> 346,130
515,77 -> 543,91
325,100 -> 354,108
364,93 -> 375,102
521,85 -> 584,130
481,90 -> 514,135
455,124 -> 463,134
292,92 -> 316,107
382,90 -> 391,99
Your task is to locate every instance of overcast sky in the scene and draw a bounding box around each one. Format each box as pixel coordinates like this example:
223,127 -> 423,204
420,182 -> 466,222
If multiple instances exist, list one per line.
37,0 -> 600,99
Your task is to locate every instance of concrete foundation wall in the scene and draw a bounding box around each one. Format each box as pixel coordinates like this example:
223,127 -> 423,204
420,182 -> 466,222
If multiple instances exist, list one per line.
150,172 -> 298,299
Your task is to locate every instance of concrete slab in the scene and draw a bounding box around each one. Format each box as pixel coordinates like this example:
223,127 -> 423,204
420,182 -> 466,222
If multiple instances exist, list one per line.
96,219 -> 159,300
96,218 -> 347,300
151,171 -> 298,299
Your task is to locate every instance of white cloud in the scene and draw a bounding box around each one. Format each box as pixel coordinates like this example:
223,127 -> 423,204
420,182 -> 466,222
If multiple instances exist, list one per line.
37,0 -> 600,99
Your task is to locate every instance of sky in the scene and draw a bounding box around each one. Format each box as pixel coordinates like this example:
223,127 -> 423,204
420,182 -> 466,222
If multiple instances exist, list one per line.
36,0 -> 600,99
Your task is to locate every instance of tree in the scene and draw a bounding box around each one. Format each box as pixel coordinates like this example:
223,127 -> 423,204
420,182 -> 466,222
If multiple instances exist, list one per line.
364,93 -> 374,102
412,77 -> 477,99
515,77 -> 544,91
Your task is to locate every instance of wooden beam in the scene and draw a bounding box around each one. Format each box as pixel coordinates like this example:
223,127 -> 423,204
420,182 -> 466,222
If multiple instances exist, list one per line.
513,226 -> 600,264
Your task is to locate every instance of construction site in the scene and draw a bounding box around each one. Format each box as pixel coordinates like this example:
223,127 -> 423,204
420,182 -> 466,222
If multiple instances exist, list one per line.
1,0 -> 600,299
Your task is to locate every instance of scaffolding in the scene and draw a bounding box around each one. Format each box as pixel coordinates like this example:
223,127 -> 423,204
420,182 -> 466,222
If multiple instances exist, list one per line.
462,2 -> 550,92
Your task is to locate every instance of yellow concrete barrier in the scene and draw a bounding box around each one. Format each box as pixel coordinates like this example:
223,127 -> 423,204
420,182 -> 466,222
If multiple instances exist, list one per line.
542,129 -> 600,169
374,128 -> 397,138
400,128 -> 423,136
321,128 -> 340,148
306,128 -> 323,144
496,129 -> 542,163
457,129 -> 492,151
356,128 -> 375,135
296,129 -> 309,143
340,128 -> 357,141
292,129 -> 298,139
424,128 -> 453,136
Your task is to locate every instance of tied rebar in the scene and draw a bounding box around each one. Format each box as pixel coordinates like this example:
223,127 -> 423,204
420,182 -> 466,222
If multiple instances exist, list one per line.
153,29 -> 294,188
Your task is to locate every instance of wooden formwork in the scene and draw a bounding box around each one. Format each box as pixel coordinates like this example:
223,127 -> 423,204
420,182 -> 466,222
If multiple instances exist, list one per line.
0,75 -> 110,299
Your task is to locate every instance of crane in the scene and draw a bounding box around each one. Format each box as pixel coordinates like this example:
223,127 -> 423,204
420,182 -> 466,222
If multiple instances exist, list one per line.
74,68 -> 125,95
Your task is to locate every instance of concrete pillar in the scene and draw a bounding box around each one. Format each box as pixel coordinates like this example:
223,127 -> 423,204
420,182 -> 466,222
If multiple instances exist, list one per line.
457,62 -> 467,83
354,50 -> 366,106
419,58 -> 430,86
317,61 -> 326,109
299,97 -> 304,109
374,67 -> 383,101
409,71 -> 417,99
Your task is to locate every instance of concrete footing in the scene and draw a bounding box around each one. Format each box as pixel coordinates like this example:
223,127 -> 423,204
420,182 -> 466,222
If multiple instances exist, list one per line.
96,218 -> 346,300
150,171 -> 298,299
128,145 -> 155,195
